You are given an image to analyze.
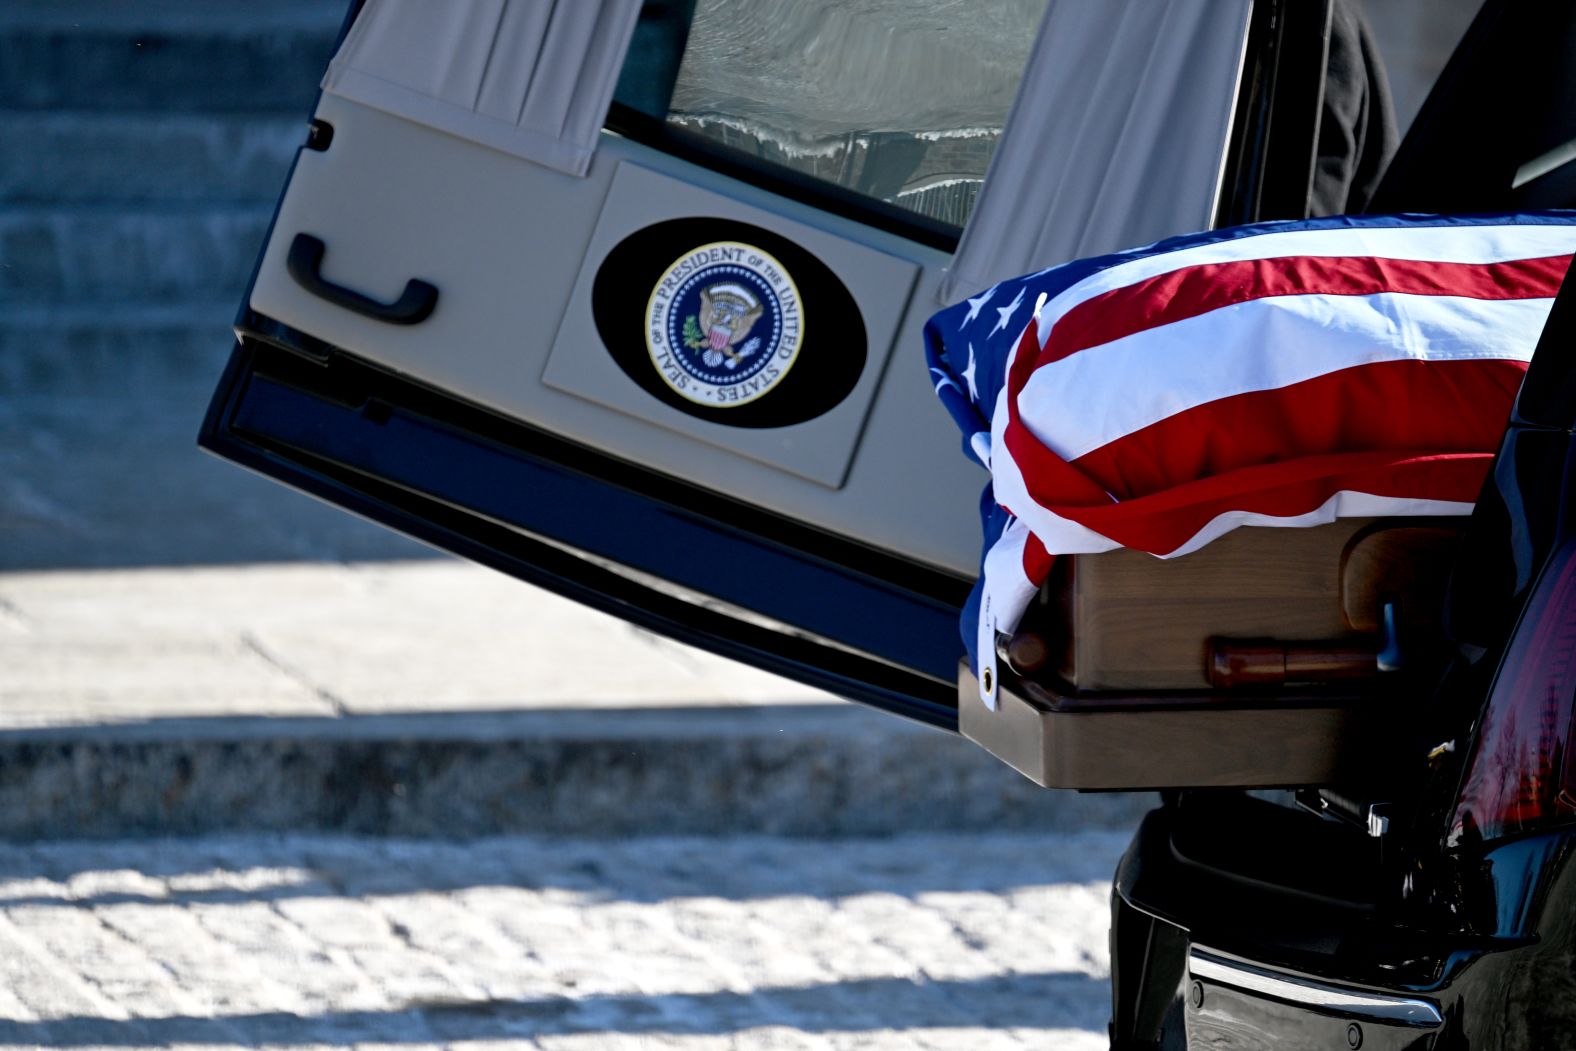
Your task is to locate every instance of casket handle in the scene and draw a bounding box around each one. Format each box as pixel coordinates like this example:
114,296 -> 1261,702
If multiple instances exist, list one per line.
1209,604 -> 1403,688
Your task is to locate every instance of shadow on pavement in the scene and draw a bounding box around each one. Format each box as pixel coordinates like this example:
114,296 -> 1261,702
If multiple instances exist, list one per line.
0,829 -> 1129,908
0,971 -> 1109,1043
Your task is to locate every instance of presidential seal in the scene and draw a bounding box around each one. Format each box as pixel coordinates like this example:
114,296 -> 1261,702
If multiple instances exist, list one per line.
644,241 -> 804,407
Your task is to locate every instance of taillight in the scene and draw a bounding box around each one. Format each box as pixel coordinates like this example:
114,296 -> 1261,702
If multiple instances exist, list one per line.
1449,539 -> 1576,846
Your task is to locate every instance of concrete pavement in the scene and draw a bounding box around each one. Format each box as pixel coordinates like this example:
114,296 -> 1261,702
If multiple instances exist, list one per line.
0,559 -> 839,726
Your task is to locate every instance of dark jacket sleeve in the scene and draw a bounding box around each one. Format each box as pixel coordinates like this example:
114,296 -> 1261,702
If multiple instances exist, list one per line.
1310,0 -> 1399,216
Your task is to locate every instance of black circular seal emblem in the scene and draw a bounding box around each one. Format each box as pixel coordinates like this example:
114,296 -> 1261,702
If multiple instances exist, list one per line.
593,218 -> 866,429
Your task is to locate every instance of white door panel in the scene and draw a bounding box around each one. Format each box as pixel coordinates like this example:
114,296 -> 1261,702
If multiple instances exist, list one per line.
250,94 -> 988,576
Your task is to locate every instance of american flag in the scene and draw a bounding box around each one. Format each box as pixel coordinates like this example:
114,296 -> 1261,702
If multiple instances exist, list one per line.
926,213 -> 1576,706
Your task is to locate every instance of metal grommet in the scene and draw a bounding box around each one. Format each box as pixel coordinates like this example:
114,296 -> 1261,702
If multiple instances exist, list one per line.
1189,980 -> 1204,1009
981,667 -> 993,693
1346,1022 -> 1363,1049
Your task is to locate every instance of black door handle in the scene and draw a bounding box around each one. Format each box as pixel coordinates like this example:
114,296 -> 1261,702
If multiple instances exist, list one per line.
286,233 -> 438,325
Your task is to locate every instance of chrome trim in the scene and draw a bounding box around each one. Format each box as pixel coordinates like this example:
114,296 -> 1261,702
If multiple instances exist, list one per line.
1514,135 -> 1576,189
1206,0 -> 1257,225
1189,949 -> 1443,1029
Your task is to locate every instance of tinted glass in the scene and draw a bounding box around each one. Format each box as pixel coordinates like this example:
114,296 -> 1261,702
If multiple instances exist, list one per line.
614,0 -> 1051,228
1358,0 -> 1480,134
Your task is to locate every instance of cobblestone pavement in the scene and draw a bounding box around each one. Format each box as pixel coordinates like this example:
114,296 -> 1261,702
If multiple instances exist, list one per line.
0,831 -> 1124,1050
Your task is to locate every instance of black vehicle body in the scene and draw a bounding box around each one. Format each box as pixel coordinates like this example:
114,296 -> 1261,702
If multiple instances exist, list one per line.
201,0 -> 1576,1045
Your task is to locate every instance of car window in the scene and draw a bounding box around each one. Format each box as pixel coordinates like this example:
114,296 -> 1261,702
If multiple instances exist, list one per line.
612,0 -> 1052,229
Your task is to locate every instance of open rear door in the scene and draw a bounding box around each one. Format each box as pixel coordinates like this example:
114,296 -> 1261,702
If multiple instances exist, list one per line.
202,0 -> 1253,728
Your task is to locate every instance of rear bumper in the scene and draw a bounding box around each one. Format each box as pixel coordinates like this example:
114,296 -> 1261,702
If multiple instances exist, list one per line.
1105,797 -> 1562,1050
1180,948 -> 1441,1050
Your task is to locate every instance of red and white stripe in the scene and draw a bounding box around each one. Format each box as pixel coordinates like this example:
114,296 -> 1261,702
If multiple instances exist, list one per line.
975,223 -> 1576,707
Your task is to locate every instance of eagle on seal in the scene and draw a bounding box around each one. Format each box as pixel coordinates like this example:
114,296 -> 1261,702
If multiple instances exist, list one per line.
689,283 -> 765,368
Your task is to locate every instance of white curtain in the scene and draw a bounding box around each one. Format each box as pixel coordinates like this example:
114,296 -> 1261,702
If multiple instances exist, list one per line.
939,0 -> 1253,304
322,0 -> 644,176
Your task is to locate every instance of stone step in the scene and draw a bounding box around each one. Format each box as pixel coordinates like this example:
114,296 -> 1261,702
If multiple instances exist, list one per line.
0,0 -> 342,114
0,705 -> 1156,840
0,304 -> 235,397
0,205 -> 270,304
0,558 -> 1158,839
0,112 -> 305,205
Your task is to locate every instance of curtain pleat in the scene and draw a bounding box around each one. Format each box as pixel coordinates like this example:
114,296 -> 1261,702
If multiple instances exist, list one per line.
939,0 -> 1253,304
322,0 -> 643,177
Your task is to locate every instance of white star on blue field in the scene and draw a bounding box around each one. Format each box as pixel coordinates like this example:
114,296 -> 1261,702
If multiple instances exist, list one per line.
991,287 -> 1025,336
962,285 -> 995,327
930,366 -> 962,397
961,342 -> 980,400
